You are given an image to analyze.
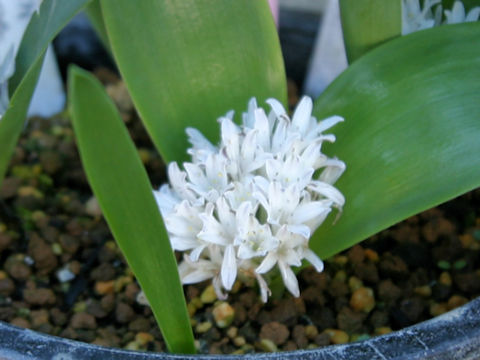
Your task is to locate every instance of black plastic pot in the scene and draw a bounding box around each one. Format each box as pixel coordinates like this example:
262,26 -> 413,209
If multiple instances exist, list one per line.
1,296 -> 479,359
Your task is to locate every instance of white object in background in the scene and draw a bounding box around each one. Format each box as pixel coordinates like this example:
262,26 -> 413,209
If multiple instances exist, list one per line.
303,0 -> 348,98
269,0 -> 279,27
0,0 -> 65,118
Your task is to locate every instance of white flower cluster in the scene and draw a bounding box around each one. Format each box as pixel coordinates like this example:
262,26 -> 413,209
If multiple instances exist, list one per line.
154,96 -> 345,302
402,0 -> 480,35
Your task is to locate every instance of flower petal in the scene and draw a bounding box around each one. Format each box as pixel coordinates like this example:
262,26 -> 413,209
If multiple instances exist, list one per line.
291,96 -> 313,135
304,249 -> 324,272
221,245 -> 237,290
278,260 -> 300,297
255,252 -> 278,274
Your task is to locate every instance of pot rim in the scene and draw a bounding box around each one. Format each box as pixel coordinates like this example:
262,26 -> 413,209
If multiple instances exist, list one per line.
1,296 -> 479,360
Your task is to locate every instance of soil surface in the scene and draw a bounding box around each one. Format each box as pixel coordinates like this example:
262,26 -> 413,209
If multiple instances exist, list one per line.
1,69 -> 479,354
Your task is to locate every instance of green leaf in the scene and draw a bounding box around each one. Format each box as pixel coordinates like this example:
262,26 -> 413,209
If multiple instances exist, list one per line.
100,0 -> 287,163
68,66 -> 195,354
311,23 -> 480,259
84,0 -> 111,52
340,0 -> 401,63
1,0 -> 91,186
10,0 -> 92,92
0,55 -> 45,185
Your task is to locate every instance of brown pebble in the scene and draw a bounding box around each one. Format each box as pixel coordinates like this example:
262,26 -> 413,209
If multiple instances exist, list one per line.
270,297 -> 305,325
337,307 -> 367,333
86,300 -> 108,319
439,271 -> 452,286
283,340 -> 298,351
305,324 -> 318,340
59,327 -> 78,340
200,285 -> 217,304
378,280 -> 402,302
115,302 -> 135,323
213,302 -> 235,328
422,218 -> 455,242
40,226 -> 59,244
95,280 -> 115,295
68,260 -> 82,275
91,263 -> 116,282
369,310 -> 389,328
347,245 -> 365,264
10,317 -> 31,329
30,309 -> 49,328
39,150 -> 62,174
350,287 -> 375,313
379,254 -> 408,278
0,278 -> 15,297
364,248 -> 379,262
27,233 -> 58,275
5,254 -> 31,281
100,293 -> 116,312
226,326 -> 238,339
454,272 -> 480,294
328,280 -> 349,297
1,177 -> 22,199
375,327 -> 392,335
70,312 -> 97,330
195,321 -> 212,333
399,297 -> 425,323
59,234 -> 80,254
414,285 -> 432,298
260,321 -> 290,346
314,333 -> 330,346
323,329 -> 349,344
0,232 -> 13,253
233,336 -> 246,347
447,295 -> 468,310
257,338 -> 278,352
23,288 -> 56,306
430,302 -> 448,317
135,332 -> 154,346
0,305 -> 15,322
129,317 -> 151,332
354,262 -> 379,283
49,308 -> 67,326
292,325 -> 308,348
124,282 -> 140,303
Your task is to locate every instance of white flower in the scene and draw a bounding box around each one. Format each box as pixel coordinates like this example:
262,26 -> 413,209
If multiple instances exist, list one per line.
402,0 -> 480,35
154,96 -> 346,302
445,1 -> 480,23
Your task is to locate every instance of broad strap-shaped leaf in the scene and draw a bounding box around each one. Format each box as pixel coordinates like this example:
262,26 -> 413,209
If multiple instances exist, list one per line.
0,55 -> 45,186
84,0 -> 111,52
340,0 -> 401,63
68,67 -> 195,354
10,0 -> 91,92
100,0 -> 287,163
1,0 -> 91,186
311,23 -> 480,259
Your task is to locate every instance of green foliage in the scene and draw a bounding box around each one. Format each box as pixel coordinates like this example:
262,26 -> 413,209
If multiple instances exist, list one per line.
0,0 -> 91,186
0,56 -> 44,186
10,0 -> 92,92
340,0 -> 401,63
68,66 -> 195,354
100,0 -> 287,163
311,23 -> 480,259
84,1 -> 111,52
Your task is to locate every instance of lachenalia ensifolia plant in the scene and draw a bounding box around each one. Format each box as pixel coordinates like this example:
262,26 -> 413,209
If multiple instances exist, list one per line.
2,0 -> 479,354
155,97 -> 345,301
